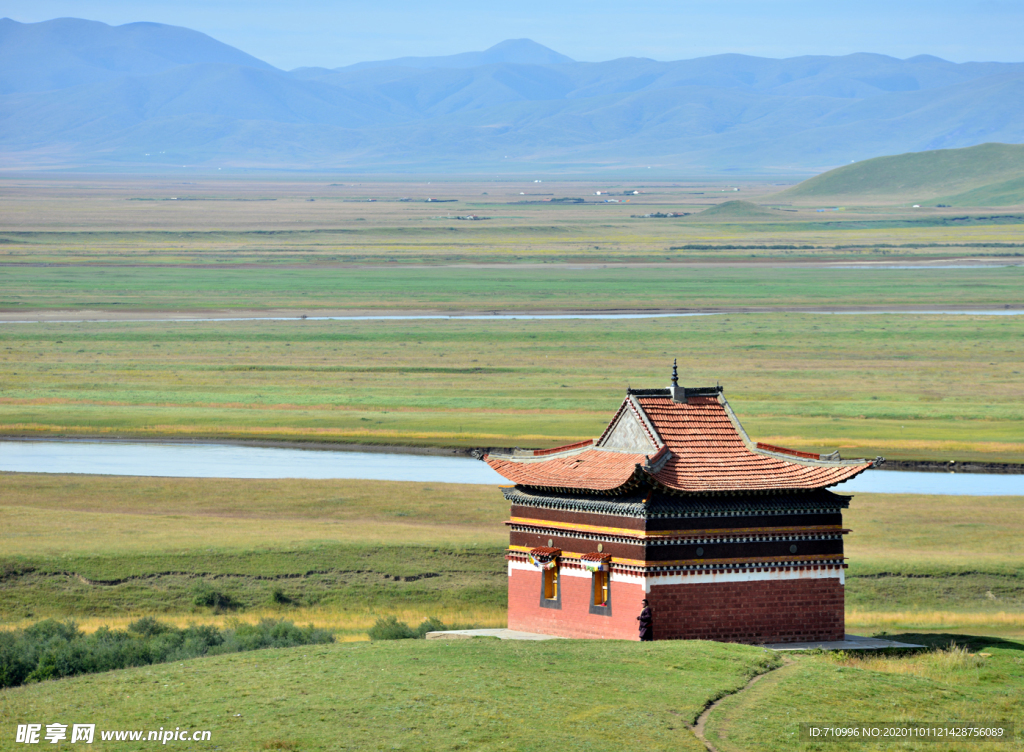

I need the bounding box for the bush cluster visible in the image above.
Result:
[367,616,448,641]
[0,617,333,688]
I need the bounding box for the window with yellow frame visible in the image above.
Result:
[543,566,559,600]
[592,569,609,606]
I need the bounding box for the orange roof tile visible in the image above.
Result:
[486,448,644,492]
[485,388,875,494]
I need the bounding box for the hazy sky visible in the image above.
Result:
[5,0,1023,70]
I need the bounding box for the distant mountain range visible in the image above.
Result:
[2,17,1023,173]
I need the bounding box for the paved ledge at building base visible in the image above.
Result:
[425,630,924,649]
[425,628,563,641]
[763,634,925,651]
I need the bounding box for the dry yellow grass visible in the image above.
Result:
[829,642,990,681]
[846,609,1024,635]
[0,605,508,636]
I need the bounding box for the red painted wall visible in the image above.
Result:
[647,577,845,643]
[507,568,646,640]
[508,568,844,643]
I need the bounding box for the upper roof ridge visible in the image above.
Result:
[626,385,723,399]
[485,379,880,493]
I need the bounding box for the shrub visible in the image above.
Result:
[368,616,448,641]
[128,617,171,637]
[368,616,416,641]
[269,586,292,605]
[191,581,234,610]
[415,617,448,638]
[0,618,333,689]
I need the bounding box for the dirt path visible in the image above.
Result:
[689,656,793,752]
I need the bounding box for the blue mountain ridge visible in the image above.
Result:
[2,17,1023,172]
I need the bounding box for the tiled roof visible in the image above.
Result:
[486,449,644,492]
[638,396,870,492]
[529,546,561,561]
[486,389,875,494]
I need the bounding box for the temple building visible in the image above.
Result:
[485,366,880,643]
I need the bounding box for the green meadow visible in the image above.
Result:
[1,264,1023,312]
[2,313,1022,461]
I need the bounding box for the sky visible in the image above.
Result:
[5,0,1023,70]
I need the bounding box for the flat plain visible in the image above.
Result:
[3,175,1022,461]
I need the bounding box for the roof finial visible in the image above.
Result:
[671,358,678,388]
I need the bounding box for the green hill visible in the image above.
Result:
[781,143,1024,205]
[695,200,782,219]
[934,174,1024,206]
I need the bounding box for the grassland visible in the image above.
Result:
[2,264,1024,313]
[2,474,1021,639]
[1,314,1021,461]
[0,475,509,638]
[3,176,1022,462]
[3,177,1022,461]
[2,473,1022,751]
[3,175,1022,751]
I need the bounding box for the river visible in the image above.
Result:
[1,440,1019,495]
[2,309,1022,324]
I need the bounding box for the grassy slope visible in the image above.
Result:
[0,639,781,752]
[1,313,1021,461]
[1,634,1020,752]
[780,142,1024,204]
[937,175,1024,207]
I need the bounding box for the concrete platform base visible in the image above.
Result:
[425,628,562,641]
[424,630,924,650]
[763,634,925,651]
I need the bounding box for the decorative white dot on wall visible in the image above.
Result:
[548,538,553,547]
[696,547,704,557]
[597,543,603,552]
[790,544,798,554]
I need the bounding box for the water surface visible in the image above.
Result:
[1,440,1019,495]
